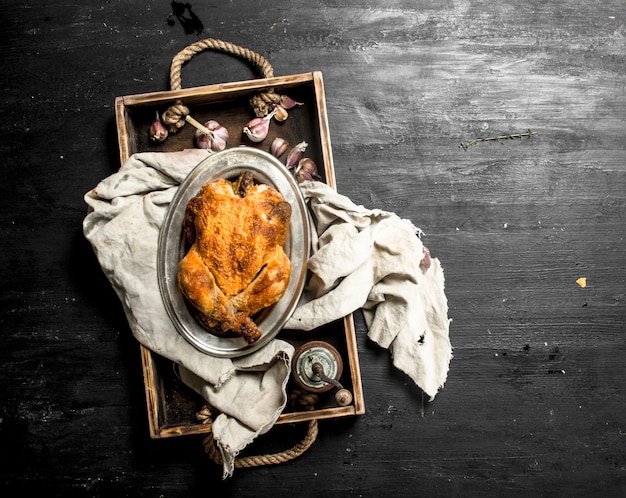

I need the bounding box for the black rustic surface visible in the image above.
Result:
[1,1,625,497]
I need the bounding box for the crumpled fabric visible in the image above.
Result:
[82,149,452,477]
[286,181,452,400]
[82,149,293,478]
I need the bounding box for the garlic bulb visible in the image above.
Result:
[285,141,308,169]
[149,112,168,142]
[270,137,289,158]
[195,120,229,152]
[294,158,320,183]
[243,109,276,142]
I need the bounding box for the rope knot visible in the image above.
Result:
[289,389,319,411]
[249,91,282,118]
[161,99,190,133]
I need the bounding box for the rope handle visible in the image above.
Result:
[162,38,281,133]
[169,38,274,90]
[196,390,319,471]
[203,420,319,470]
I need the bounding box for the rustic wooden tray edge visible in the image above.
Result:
[115,71,364,439]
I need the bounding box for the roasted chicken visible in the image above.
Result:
[177,171,292,343]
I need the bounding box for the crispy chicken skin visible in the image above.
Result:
[178,171,292,343]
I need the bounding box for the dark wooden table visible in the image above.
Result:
[2,1,625,496]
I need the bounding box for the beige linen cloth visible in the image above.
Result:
[83,149,452,478]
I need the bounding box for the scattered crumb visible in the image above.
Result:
[576,277,587,288]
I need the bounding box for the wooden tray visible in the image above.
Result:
[115,70,365,438]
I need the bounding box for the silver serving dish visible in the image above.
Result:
[157,147,311,358]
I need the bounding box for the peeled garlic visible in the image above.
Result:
[243,109,276,142]
[195,120,229,152]
[273,104,289,122]
[270,137,289,158]
[294,157,320,183]
[285,141,308,169]
[149,112,168,142]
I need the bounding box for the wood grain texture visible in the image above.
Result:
[1,0,625,496]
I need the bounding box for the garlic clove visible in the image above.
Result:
[294,157,321,183]
[149,112,168,142]
[280,95,304,110]
[243,117,269,142]
[285,141,308,169]
[270,137,289,158]
[243,110,276,143]
[273,104,289,122]
[195,132,212,150]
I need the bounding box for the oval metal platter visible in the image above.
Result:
[158,147,311,358]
